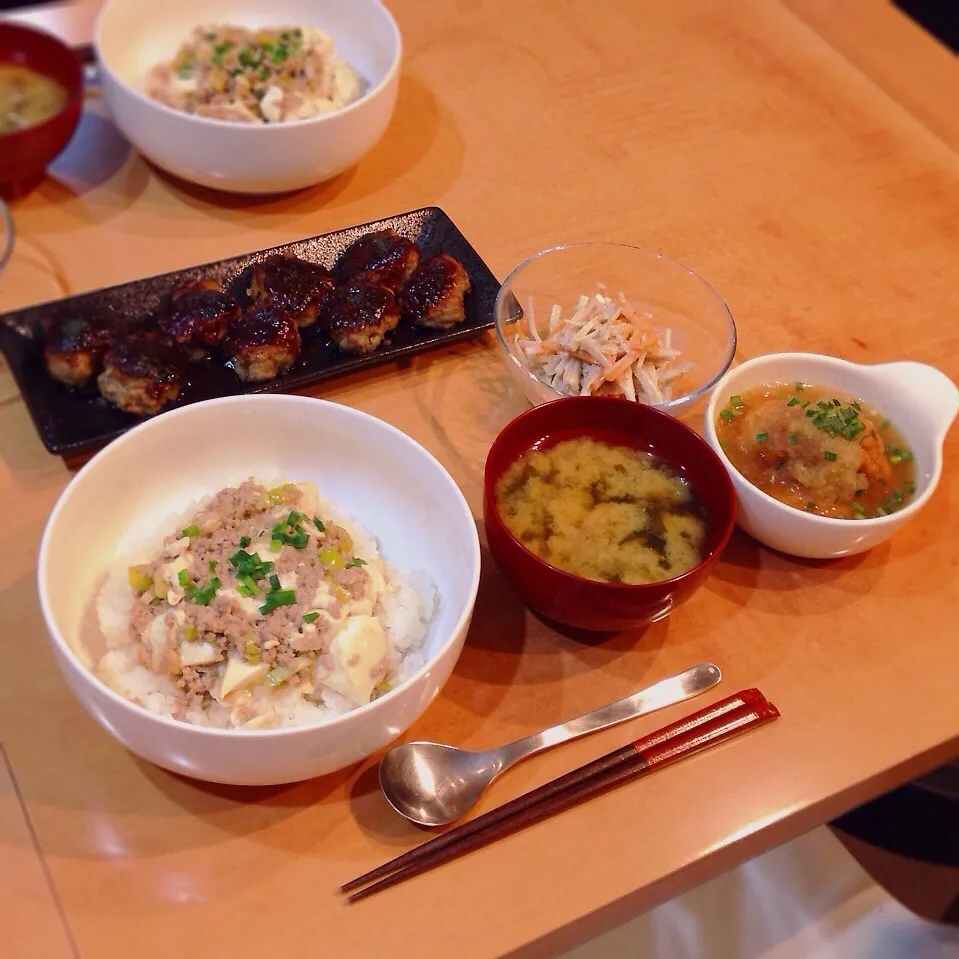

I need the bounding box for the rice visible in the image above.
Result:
[94,479,436,730]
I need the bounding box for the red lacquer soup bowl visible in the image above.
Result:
[0,23,83,186]
[483,396,736,631]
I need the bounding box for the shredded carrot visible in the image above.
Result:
[513,292,690,404]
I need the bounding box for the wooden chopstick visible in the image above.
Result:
[341,687,759,895]
[342,689,779,902]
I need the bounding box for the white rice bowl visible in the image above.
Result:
[38,395,480,785]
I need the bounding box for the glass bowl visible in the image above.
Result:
[494,242,737,416]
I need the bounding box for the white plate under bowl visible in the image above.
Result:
[38,395,480,785]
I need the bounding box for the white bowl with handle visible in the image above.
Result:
[94,0,401,193]
[37,395,480,785]
[704,352,958,559]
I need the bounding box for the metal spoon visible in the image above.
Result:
[379,662,722,826]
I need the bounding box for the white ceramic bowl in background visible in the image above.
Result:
[38,395,480,785]
[94,0,401,193]
[704,353,959,559]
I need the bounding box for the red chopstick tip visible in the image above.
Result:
[756,700,780,720]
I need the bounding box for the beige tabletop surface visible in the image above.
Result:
[1,1,958,957]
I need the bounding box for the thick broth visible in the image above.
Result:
[0,64,68,133]
[494,437,707,584]
[715,382,915,519]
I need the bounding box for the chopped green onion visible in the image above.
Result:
[239,535,251,548]
[259,589,296,615]
[719,409,735,421]
[905,483,916,494]
[823,450,838,461]
[755,432,768,443]
[208,560,217,572]
[881,418,891,429]
[182,524,200,538]
[729,395,744,409]
[177,568,192,587]
[313,517,326,532]
[832,398,842,407]
[345,557,367,569]
[786,396,801,407]
[185,577,220,606]
[236,573,259,597]
[303,612,320,624]
[270,538,284,552]
[874,507,889,517]
[228,549,273,581]
[788,434,798,444]
[851,502,866,516]
[269,574,280,591]
[889,453,902,464]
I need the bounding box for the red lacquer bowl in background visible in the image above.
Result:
[0,23,83,187]
[483,396,737,631]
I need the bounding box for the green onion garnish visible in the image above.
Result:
[270,538,284,552]
[905,483,916,494]
[851,502,866,516]
[730,395,744,409]
[755,432,768,443]
[269,574,280,591]
[177,569,192,587]
[345,557,367,569]
[313,517,326,532]
[260,589,297,615]
[228,549,273,582]
[786,397,801,407]
[788,434,798,444]
[236,573,259,597]
[823,450,838,461]
[719,409,735,421]
[182,524,200,538]
[208,560,216,572]
[239,535,251,549]
[185,577,220,606]
[303,612,320,624]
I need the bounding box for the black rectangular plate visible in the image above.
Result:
[0,207,498,457]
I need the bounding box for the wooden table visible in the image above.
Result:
[1,1,958,956]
